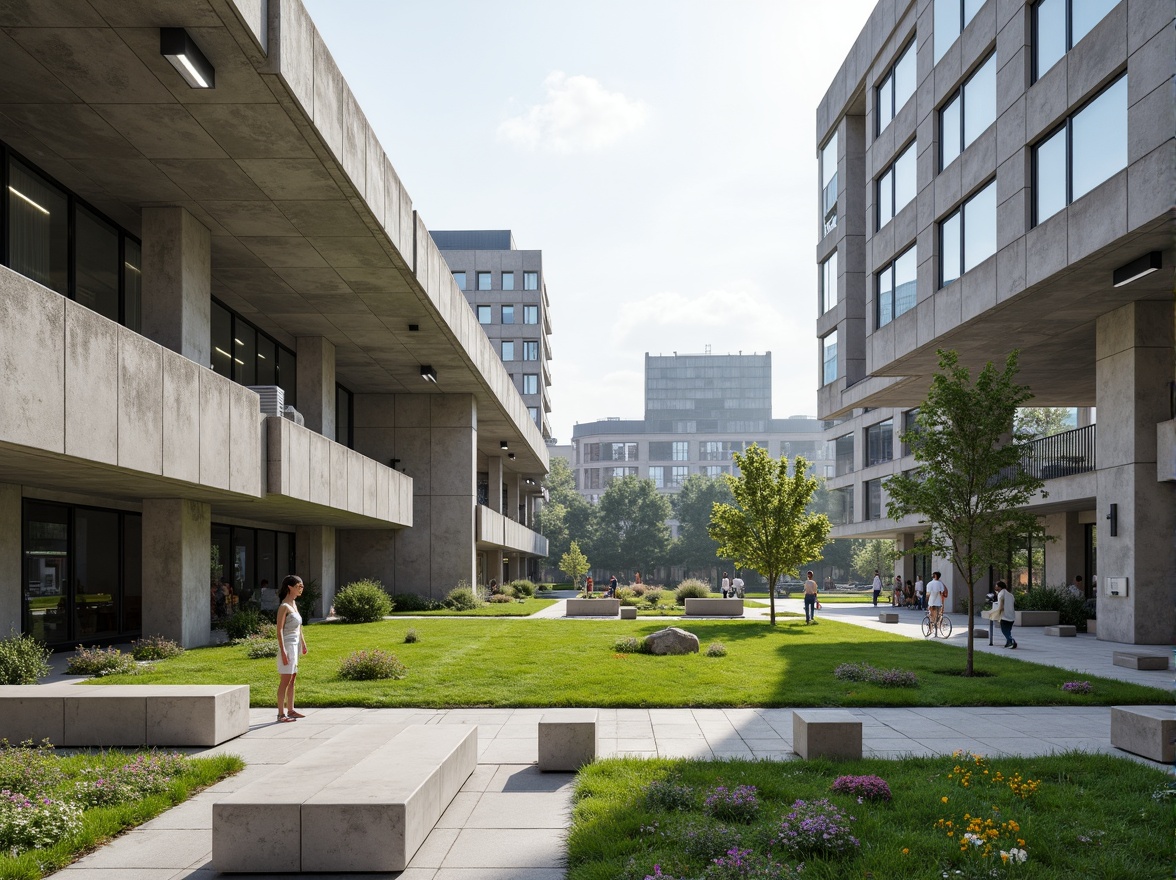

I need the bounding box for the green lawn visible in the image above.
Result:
[389,597,557,616]
[86,617,1169,709]
[567,753,1174,879]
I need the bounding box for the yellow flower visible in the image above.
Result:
[902,848,910,855]
[942,796,949,804]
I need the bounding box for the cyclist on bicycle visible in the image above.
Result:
[926,571,947,626]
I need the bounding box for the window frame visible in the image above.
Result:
[476,270,491,291]
[875,38,917,135]
[523,271,539,290]
[935,0,981,63]
[476,304,492,324]
[501,304,515,324]
[501,340,515,361]
[210,297,297,405]
[522,340,539,361]
[522,304,539,324]
[820,132,839,235]
[865,418,894,466]
[501,271,515,291]
[820,250,838,314]
[875,244,918,328]
[1032,0,1118,82]
[876,140,917,230]
[522,373,538,395]
[821,330,838,385]
[939,178,997,287]
[452,270,467,290]
[939,51,997,170]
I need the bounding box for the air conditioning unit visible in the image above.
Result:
[283,405,305,427]
[245,385,284,417]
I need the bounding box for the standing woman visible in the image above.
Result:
[276,575,308,722]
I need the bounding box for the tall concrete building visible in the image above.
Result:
[432,230,553,440]
[0,0,547,649]
[815,0,1173,643]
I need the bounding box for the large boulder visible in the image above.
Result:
[644,627,700,655]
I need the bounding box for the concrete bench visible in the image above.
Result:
[684,598,743,616]
[538,709,597,771]
[566,598,620,617]
[972,626,989,638]
[213,723,476,873]
[878,612,899,623]
[1015,610,1059,626]
[1044,625,1076,637]
[1110,706,1175,764]
[0,683,249,747]
[619,606,637,619]
[1113,651,1170,670]
[792,709,862,760]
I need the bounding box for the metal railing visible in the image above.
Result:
[1024,425,1096,480]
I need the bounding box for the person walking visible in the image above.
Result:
[871,570,883,606]
[914,575,925,611]
[275,575,308,722]
[608,575,618,597]
[894,575,904,606]
[720,571,731,599]
[585,576,594,596]
[731,573,744,598]
[803,571,819,624]
[926,571,947,627]
[995,580,1017,648]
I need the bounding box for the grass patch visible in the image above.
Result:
[86,618,1170,709]
[388,597,557,617]
[567,753,1173,879]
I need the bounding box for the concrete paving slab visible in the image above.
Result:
[407,827,459,868]
[76,830,213,869]
[441,828,565,869]
[433,870,566,880]
[465,792,571,829]
[435,791,480,828]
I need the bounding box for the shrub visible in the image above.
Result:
[613,636,643,654]
[392,592,440,612]
[0,631,51,685]
[643,588,665,607]
[509,579,537,598]
[225,608,265,641]
[702,784,759,823]
[73,753,188,807]
[631,584,647,596]
[682,824,743,862]
[0,741,64,795]
[244,638,278,659]
[404,628,419,644]
[444,583,481,611]
[333,579,393,623]
[704,847,804,879]
[1018,586,1088,629]
[337,649,407,681]
[675,579,712,604]
[774,798,859,856]
[295,577,321,623]
[615,587,636,602]
[489,593,514,603]
[66,645,137,677]
[1082,597,1096,620]
[0,790,82,853]
[834,661,918,688]
[831,774,892,802]
[705,642,728,658]
[131,635,184,662]
[643,778,695,812]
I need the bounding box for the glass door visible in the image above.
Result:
[23,502,70,645]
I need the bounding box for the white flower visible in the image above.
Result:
[1000,848,1028,863]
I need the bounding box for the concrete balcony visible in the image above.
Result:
[476,505,548,557]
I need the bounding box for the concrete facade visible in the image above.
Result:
[0,0,547,645]
[815,0,1175,642]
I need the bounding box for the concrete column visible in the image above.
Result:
[0,484,20,636]
[509,473,522,521]
[1043,511,1084,587]
[507,554,521,581]
[896,534,916,583]
[487,547,504,587]
[487,455,503,513]
[296,525,336,618]
[1095,300,1176,644]
[141,207,211,366]
[141,499,210,648]
[296,337,336,439]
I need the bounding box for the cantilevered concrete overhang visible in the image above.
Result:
[0,0,547,479]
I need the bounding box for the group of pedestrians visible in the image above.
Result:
[720,572,744,598]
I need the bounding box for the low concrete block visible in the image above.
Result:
[1113,651,1170,671]
[619,606,637,619]
[878,612,899,623]
[792,709,862,760]
[1044,625,1076,637]
[64,691,147,746]
[565,598,620,617]
[972,626,989,638]
[538,710,597,772]
[1015,610,1059,626]
[1111,705,1176,763]
[684,598,743,616]
[0,686,64,743]
[145,685,251,746]
[1086,619,1097,636]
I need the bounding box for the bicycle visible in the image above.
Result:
[921,611,953,638]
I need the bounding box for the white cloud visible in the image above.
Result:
[497,71,647,153]
[612,285,789,343]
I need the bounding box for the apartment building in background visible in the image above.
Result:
[433,230,553,441]
[0,0,548,649]
[815,0,1174,643]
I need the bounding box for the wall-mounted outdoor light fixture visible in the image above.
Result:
[1106,503,1117,537]
[508,453,517,460]
[1111,251,1161,287]
[420,365,437,383]
[160,28,215,89]
[500,440,509,450]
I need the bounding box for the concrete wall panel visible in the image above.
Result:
[362,455,378,518]
[341,88,366,197]
[227,386,262,496]
[1066,172,1127,264]
[276,0,314,116]
[0,270,65,453]
[287,415,311,500]
[0,484,19,635]
[161,350,202,484]
[329,440,348,509]
[65,302,118,465]
[117,327,164,475]
[1067,2,1126,105]
[346,447,363,514]
[364,125,384,222]
[198,368,231,490]
[311,27,342,158]
[308,430,331,506]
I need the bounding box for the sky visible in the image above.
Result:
[303,0,877,443]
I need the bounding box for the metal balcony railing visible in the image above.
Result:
[1024,425,1096,480]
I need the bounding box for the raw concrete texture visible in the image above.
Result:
[0,271,65,453]
[141,498,211,648]
[1044,625,1077,637]
[145,685,251,746]
[141,206,211,366]
[792,710,863,760]
[0,687,65,743]
[538,711,597,772]
[0,484,20,634]
[1110,705,1176,763]
[64,302,118,465]
[296,335,336,439]
[1112,651,1170,671]
[565,599,619,617]
[64,692,147,746]
[684,598,744,616]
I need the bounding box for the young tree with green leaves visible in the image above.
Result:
[709,445,831,626]
[536,458,594,569]
[590,475,672,576]
[1014,406,1074,440]
[558,541,590,587]
[851,539,898,583]
[672,473,735,580]
[885,349,1047,675]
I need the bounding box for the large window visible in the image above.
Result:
[522,374,538,395]
[210,299,296,406]
[501,304,515,324]
[452,271,467,290]
[477,304,492,324]
[501,341,515,360]
[649,466,666,489]
[834,433,854,477]
[876,245,917,328]
[822,330,838,384]
[476,271,491,291]
[670,466,689,487]
[1034,76,1127,225]
[335,384,352,448]
[877,40,917,134]
[820,251,838,313]
[866,419,894,465]
[528,406,540,426]
[523,271,539,290]
[603,466,637,485]
[523,341,539,361]
[700,440,741,461]
[1034,0,1118,81]
[940,52,996,168]
[865,478,884,520]
[831,486,854,524]
[649,441,674,461]
[501,271,515,290]
[935,0,983,62]
[902,408,920,456]
[941,180,996,286]
[877,142,917,228]
[4,148,141,330]
[523,304,539,324]
[820,132,838,235]
[672,441,689,461]
[605,442,638,462]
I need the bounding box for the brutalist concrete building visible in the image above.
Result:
[0,0,547,648]
[815,0,1173,642]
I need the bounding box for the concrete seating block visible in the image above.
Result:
[1044,625,1076,637]
[972,627,989,638]
[684,598,743,616]
[145,685,251,746]
[1111,706,1176,763]
[565,598,620,617]
[619,606,637,619]
[878,612,899,623]
[1015,610,1059,626]
[538,710,598,772]
[792,709,862,760]
[0,686,65,744]
[64,691,147,746]
[1113,651,1170,671]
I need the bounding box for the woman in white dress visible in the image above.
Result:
[275,575,308,722]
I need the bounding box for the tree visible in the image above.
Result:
[590,476,672,576]
[537,458,594,568]
[851,540,898,582]
[1014,406,1073,440]
[672,474,735,580]
[558,540,590,586]
[709,446,831,626]
[885,349,1046,675]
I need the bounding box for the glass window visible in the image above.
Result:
[523,304,539,324]
[74,205,119,322]
[820,132,838,233]
[528,406,540,425]
[522,373,538,394]
[585,442,601,462]
[522,341,538,361]
[649,441,673,461]
[672,441,689,461]
[822,330,838,384]
[523,271,538,290]
[835,433,854,476]
[865,478,883,520]
[940,53,995,170]
[121,514,142,633]
[335,384,352,448]
[877,169,893,229]
[477,304,492,324]
[502,305,515,324]
[234,319,257,386]
[256,334,276,385]
[941,209,963,287]
[877,261,894,327]
[452,271,467,290]
[877,40,916,133]
[941,180,996,285]
[502,271,514,290]
[476,271,491,291]
[276,346,296,407]
[8,158,68,294]
[877,142,916,228]
[123,239,141,333]
[670,466,689,487]
[820,250,838,313]
[935,0,980,62]
[1034,126,1068,223]
[1071,0,1117,46]
[877,245,917,327]
[650,466,666,489]
[501,341,515,360]
[867,419,894,465]
[211,301,233,378]
[941,93,962,167]
[902,408,920,456]
[1035,0,1118,81]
